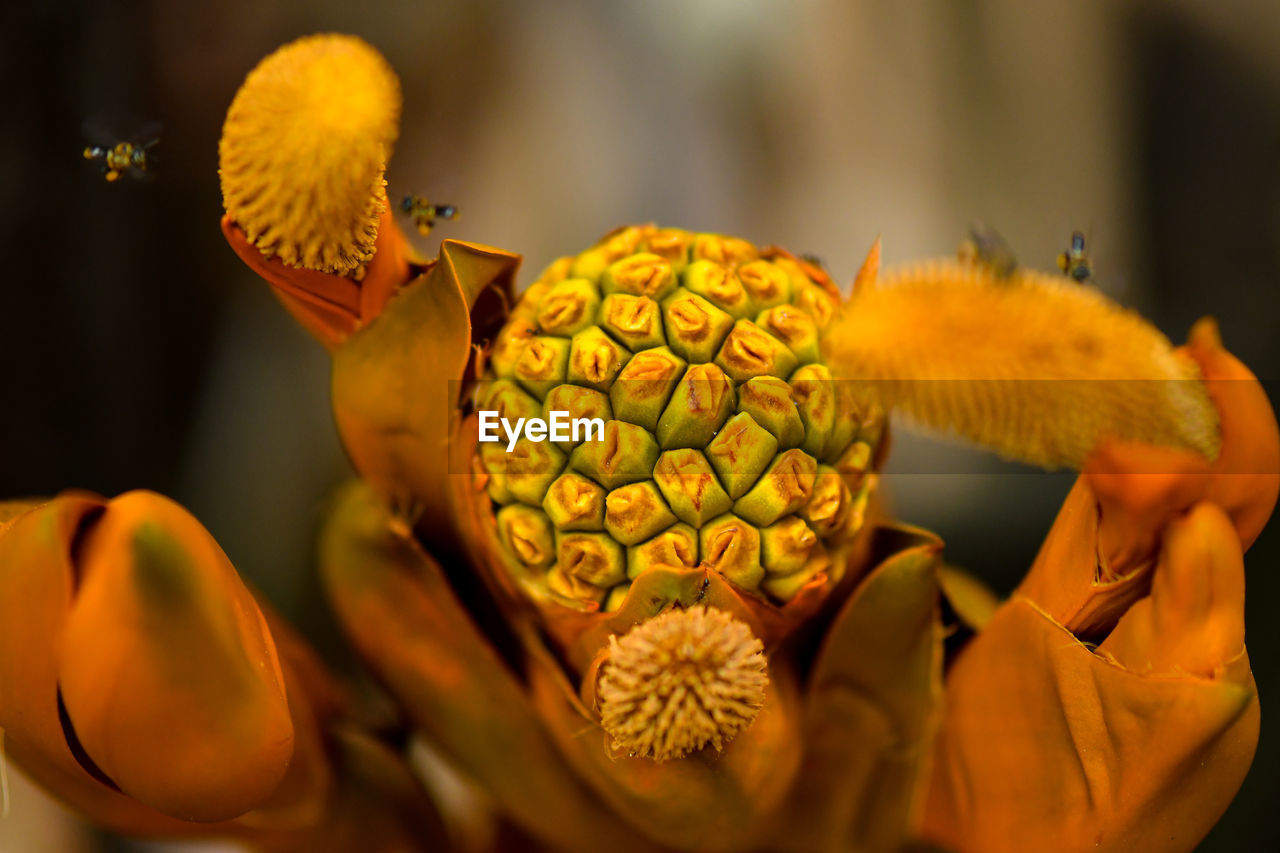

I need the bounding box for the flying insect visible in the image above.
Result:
[401,195,459,236]
[82,119,161,182]
[957,222,1018,278]
[1056,231,1092,282]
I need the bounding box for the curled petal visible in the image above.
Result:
[0,493,304,835]
[1098,502,1245,679]
[318,480,650,852]
[56,491,294,821]
[1181,317,1279,548]
[331,241,519,528]
[786,524,945,852]
[923,599,1256,853]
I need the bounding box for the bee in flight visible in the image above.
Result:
[82,119,160,182]
[83,139,159,182]
[401,195,459,236]
[1056,231,1092,282]
[957,222,1018,278]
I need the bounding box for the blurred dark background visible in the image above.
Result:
[1,1,1276,850]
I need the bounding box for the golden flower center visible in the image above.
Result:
[597,606,767,762]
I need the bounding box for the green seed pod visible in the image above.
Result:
[759,515,819,576]
[691,233,758,267]
[732,448,818,526]
[543,471,607,531]
[569,420,660,489]
[600,294,665,351]
[798,465,852,537]
[642,228,693,275]
[699,513,764,591]
[530,257,575,291]
[542,384,612,451]
[737,260,792,311]
[856,396,887,448]
[655,363,735,449]
[834,474,876,545]
[705,412,779,500]
[715,320,799,382]
[514,335,571,399]
[737,376,805,449]
[570,227,651,282]
[791,364,836,458]
[761,550,832,601]
[823,381,862,463]
[793,281,837,329]
[496,504,555,570]
[652,448,733,527]
[609,347,686,433]
[661,289,735,364]
[567,326,630,391]
[476,443,514,504]
[476,379,541,425]
[536,279,601,337]
[833,440,874,483]
[556,531,627,589]
[505,438,568,506]
[626,523,699,578]
[604,481,678,545]
[683,260,751,319]
[472,226,887,620]
[602,253,677,300]
[757,305,819,365]
[546,566,607,608]
[487,317,537,379]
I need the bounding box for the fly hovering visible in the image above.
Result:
[1056,231,1092,282]
[401,195,459,236]
[957,222,1018,278]
[82,119,161,182]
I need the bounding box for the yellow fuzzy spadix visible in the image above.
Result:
[823,259,1221,470]
[219,34,401,276]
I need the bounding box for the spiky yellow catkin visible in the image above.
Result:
[596,606,767,762]
[823,259,1220,469]
[219,34,401,276]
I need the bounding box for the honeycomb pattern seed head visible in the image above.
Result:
[472,226,884,612]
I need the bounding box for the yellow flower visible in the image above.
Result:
[220,33,400,276]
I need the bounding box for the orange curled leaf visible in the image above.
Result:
[331,240,519,530]
[923,597,1257,853]
[57,491,294,822]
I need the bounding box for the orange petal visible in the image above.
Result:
[851,235,881,295]
[1098,502,1245,678]
[57,491,294,822]
[330,240,519,529]
[1182,317,1280,549]
[1,496,276,836]
[786,524,944,851]
[923,597,1257,853]
[222,204,416,351]
[318,480,644,851]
